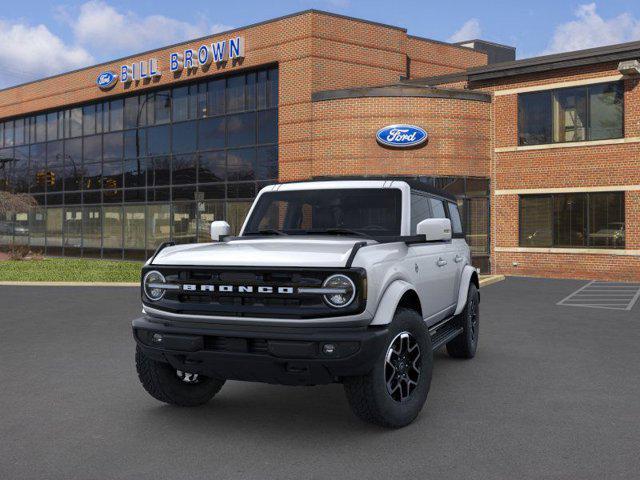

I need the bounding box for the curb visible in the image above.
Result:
[0,281,139,287]
[479,275,505,287]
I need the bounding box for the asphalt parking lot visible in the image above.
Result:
[1,276,639,480]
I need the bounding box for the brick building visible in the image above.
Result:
[0,10,638,280]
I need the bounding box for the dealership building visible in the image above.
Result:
[0,10,639,280]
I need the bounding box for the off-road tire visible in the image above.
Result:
[343,308,433,428]
[446,283,479,359]
[135,345,225,406]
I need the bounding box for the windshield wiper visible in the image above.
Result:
[245,229,288,236]
[307,228,372,239]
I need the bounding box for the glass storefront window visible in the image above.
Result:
[64,207,83,254]
[29,207,46,248]
[3,66,278,259]
[124,205,145,251]
[173,202,197,244]
[519,82,623,145]
[103,206,123,254]
[83,206,102,252]
[146,203,170,250]
[519,192,624,248]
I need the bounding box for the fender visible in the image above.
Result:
[370,279,415,326]
[453,265,480,316]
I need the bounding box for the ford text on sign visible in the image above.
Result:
[376,125,428,148]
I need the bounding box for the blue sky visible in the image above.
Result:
[1,0,640,88]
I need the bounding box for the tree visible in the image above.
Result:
[0,191,37,216]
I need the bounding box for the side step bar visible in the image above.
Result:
[429,316,463,350]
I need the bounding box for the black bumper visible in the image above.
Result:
[132,316,389,386]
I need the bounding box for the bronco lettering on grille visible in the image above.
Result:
[181,284,295,294]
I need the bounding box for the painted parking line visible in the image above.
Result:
[557,280,640,311]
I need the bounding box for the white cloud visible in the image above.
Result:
[448,19,481,43]
[68,1,233,57]
[0,20,93,88]
[0,1,235,88]
[543,3,640,54]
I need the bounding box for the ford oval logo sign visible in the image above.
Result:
[96,71,118,90]
[376,124,428,148]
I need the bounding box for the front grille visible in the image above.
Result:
[142,266,366,319]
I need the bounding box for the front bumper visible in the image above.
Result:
[132,316,389,386]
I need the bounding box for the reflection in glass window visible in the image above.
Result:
[36,115,47,143]
[589,83,623,141]
[154,91,171,124]
[83,105,96,136]
[29,207,46,248]
[70,108,83,138]
[146,204,171,250]
[83,206,102,250]
[172,121,197,154]
[124,96,139,129]
[227,112,256,147]
[46,207,63,251]
[173,202,197,244]
[103,206,123,249]
[198,117,225,150]
[147,125,170,155]
[257,109,277,144]
[518,82,623,145]
[410,194,431,234]
[83,134,102,163]
[123,158,145,188]
[172,154,197,185]
[4,66,277,259]
[109,99,124,131]
[207,79,225,116]
[64,207,83,253]
[172,86,189,122]
[103,132,123,160]
[226,75,245,113]
[124,205,145,250]
[227,148,255,181]
[429,198,446,218]
[519,193,624,248]
[256,146,277,180]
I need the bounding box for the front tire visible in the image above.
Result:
[135,345,225,406]
[446,283,479,359]
[343,308,433,428]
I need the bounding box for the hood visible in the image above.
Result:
[152,236,371,268]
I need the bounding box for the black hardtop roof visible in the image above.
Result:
[277,176,457,202]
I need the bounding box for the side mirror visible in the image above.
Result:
[416,218,452,242]
[210,221,231,241]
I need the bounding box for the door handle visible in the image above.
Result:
[436,258,447,267]
[454,254,464,263]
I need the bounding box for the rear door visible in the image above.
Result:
[427,197,458,316]
[446,200,468,303]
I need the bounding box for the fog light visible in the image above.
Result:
[323,343,336,355]
[152,333,163,343]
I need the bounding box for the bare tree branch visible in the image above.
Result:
[0,191,37,216]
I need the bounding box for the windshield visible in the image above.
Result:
[243,188,402,236]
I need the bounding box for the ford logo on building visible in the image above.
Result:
[376,124,428,148]
[96,71,118,90]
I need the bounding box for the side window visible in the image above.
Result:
[410,193,431,234]
[429,198,446,218]
[448,202,464,235]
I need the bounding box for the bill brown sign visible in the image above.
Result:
[97,36,245,89]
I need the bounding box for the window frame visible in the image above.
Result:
[518,192,625,249]
[517,81,624,146]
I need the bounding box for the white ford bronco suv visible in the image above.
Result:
[133,178,480,427]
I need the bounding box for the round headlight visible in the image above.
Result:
[143,270,166,301]
[322,274,356,308]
